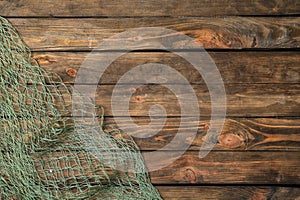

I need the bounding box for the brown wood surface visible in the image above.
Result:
[53,84,300,117]
[11,83,297,117]
[1,0,299,17]
[26,151,300,184]
[156,186,300,200]
[32,51,300,84]
[2,117,299,151]
[148,151,299,184]
[103,117,300,151]
[2,0,300,198]
[8,17,300,51]
[1,186,299,200]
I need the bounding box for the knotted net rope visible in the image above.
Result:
[0,16,162,199]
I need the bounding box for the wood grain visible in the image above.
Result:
[1,0,299,196]
[9,84,296,117]
[2,117,299,151]
[156,186,300,200]
[32,51,300,84]
[23,151,300,184]
[102,117,300,151]
[2,186,299,199]
[56,84,299,117]
[148,151,299,184]
[8,17,300,51]
[1,0,299,17]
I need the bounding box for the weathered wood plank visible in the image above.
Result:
[32,51,300,84]
[1,0,299,17]
[4,84,300,117]
[156,186,300,200]
[9,18,300,50]
[147,151,299,184]
[2,117,299,151]
[55,186,300,199]
[81,84,299,117]
[18,151,300,184]
[102,117,300,151]
[1,186,299,199]
[1,84,288,117]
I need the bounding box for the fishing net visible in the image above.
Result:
[0,16,162,199]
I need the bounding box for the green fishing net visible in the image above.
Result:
[0,16,162,199]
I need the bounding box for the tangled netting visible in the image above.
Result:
[0,17,162,199]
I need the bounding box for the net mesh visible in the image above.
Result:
[0,16,162,199]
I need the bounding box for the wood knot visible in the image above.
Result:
[65,67,77,77]
[218,132,244,149]
[217,119,251,149]
[183,168,197,183]
[134,95,144,102]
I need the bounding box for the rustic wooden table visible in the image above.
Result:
[1,0,299,199]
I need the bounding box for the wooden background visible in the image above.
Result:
[1,0,300,199]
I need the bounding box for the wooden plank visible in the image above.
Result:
[147,151,300,184]
[8,17,300,51]
[3,84,300,117]
[3,151,299,195]
[1,0,299,17]
[103,117,300,151]
[82,84,299,117]
[6,84,296,117]
[1,186,299,200]
[156,186,300,200]
[16,151,300,184]
[2,117,299,151]
[5,150,299,184]
[32,51,300,84]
